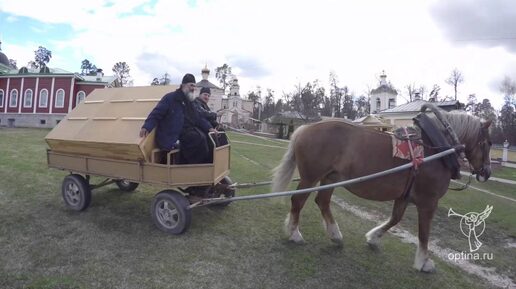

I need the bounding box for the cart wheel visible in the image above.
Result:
[115,179,139,192]
[62,174,92,211]
[210,176,236,208]
[151,190,191,235]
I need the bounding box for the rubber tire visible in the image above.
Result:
[151,190,191,235]
[61,174,92,211]
[115,179,139,192]
[210,176,235,208]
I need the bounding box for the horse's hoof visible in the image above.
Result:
[289,231,305,244]
[331,237,343,246]
[421,259,436,273]
[415,259,436,273]
[365,232,380,247]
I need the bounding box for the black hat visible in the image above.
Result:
[200,87,211,95]
[181,73,196,84]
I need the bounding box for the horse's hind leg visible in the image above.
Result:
[285,179,314,243]
[413,202,437,273]
[365,197,409,247]
[315,179,342,244]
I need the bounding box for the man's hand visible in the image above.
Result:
[209,128,218,135]
[139,128,149,138]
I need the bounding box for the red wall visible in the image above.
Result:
[20,78,37,113]
[36,78,52,113]
[6,78,21,113]
[52,77,72,113]
[72,84,104,109]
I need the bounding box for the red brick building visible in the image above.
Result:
[0,45,116,128]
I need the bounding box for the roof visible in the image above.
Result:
[379,99,460,114]
[371,84,398,95]
[80,75,117,84]
[353,115,392,128]
[45,85,178,162]
[196,79,221,90]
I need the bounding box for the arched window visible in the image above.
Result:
[0,89,4,107]
[9,89,18,107]
[76,91,86,105]
[39,89,48,107]
[376,98,381,110]
[55,89,65,108]
[23,89,33,108]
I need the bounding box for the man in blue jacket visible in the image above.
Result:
[139,73,216,164]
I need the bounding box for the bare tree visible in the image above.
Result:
[500,76,516,104]
[112,62,131,87]
[445,68,464,100]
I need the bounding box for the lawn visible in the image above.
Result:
[491,166,516,181]
[0,128,513,289]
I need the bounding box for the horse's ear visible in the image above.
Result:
[481,119,492,129]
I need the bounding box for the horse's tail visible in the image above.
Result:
[271,125,306,193]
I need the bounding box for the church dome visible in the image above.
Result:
[0,51,9,67]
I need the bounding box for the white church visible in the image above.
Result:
[195,66,254,128]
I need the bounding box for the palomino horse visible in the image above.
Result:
[271,109,491,272]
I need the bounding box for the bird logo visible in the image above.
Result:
[448,205,493,252]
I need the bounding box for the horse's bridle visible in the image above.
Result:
[469,127,491,177]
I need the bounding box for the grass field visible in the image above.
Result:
[0,128,514,289]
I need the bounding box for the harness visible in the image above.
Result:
[394,104,466,199]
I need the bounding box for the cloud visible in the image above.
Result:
[228,55,269,79]
[430,0,516,52]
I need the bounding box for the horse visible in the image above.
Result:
[271,108,492,272]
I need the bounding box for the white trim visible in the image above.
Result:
[76,90,86,106]
[55,89,65,108]
[49,78,55,113]
[33,78,39,113]
[39,89,49,108]
[4,78,9,113]
[23,89,33,108]
[0,89,4,108]
[68,77,75,112]
[18,78,24,113]
[0,112,67,115]
[9,89,18,108]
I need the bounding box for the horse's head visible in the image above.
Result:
[464,119,492,182]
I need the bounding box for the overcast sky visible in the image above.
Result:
[1,0,515,109]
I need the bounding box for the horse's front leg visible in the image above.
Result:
[414,203,438,273]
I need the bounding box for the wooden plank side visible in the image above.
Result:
[47,152,87,172]
[46,139,144,161]
[213,145,230,181]
[87,159,141,181]
[169,165,214,186]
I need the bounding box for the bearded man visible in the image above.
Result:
[140,73,216,164]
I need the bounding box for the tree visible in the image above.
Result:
[8,59,17,69]
[355,95,370,118]
[405,83,418,101]
[80,59,99,75]
[34,46,52,69]
[473,99,496,122]
[112,62,131,87]
[329,71,343,117]
[150,78,160,86]
[215,64,232,93]
[465,94,478,113]
[27,61,38,69]
[428,84,441,101]
[445,68,464,100]
[500,76,516,105]
[263,89,276,119]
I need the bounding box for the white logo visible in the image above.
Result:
[448,205,493,252]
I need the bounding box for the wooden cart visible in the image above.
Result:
[46,86,234,234]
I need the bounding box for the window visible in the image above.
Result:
[0,89,4,107]
[76,91,86,105]
[39,89,48,107]
[388,98,395,109]
[55,89,65,108]
[40,119,46,125]
[23,89,33,108]
[376,98,381,110]
[9,89,18,107]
